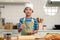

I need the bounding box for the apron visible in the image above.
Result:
[21,18,34,35]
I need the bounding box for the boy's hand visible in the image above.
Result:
[20,24,25,29]
[26,30,38,35]
[26,31,34,35]
[34,30,38,33]
[18,24,25,32]
[18,28,22,33]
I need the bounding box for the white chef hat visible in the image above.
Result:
[24,3,33,10]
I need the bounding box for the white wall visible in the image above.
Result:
[1,0,60,29]
[1,5,25,24]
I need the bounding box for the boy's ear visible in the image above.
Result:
[32,10,34,13]
[23,10,25,13]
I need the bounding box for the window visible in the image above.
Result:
[44,6,58,16]
[51,0,60,1]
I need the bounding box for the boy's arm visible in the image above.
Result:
[33,18,38,33]
[18,18,24,32]
[18,28,22,32]
[18,24,25,32]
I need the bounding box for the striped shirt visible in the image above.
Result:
[18,17,38,30]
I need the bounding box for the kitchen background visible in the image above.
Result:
[0,0,60,30]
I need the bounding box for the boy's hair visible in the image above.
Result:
[23,7,34,13]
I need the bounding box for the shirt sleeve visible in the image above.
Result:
[17,18,24,29]
[33,18,38,30]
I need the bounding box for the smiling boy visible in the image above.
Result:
[18,3,38,35]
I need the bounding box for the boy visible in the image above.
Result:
[18,3,38,35]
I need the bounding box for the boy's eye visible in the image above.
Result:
[29,9,32,10]
[25,9,28,10]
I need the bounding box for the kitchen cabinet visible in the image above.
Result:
[0,0,30,5]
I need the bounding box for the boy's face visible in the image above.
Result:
[24,7,33,16]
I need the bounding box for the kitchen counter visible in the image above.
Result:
[0,29,60,40]
[0,29,60,37]
[34,30,60,38]
[0,29,18,37]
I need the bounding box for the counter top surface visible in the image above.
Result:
[0,29,60,33]
[0,29,60,37]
